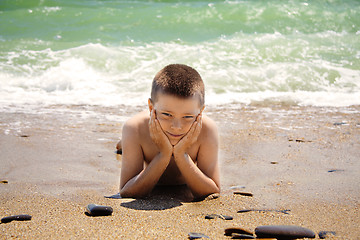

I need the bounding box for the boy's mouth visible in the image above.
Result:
[166,132,184,138]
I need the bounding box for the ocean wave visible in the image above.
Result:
[0,37,359,109]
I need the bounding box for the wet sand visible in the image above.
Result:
[0,104,359,239]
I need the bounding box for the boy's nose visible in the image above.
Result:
[171,119,182,130]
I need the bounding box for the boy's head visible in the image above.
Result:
[150,64,205,107]
[149,64,205,145]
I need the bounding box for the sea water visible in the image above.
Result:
[1,0,359,111]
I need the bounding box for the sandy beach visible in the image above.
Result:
[1,104,359,239]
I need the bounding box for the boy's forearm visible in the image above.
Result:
[120,152,172,198]
[173,152,219,198]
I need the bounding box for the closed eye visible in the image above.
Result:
[161,112,172,117]
[184,115,195,119]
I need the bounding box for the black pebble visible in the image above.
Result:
[255,225,315,239]
[1,214,32,223]
[205,214,233,220]
[231,233,255,239]
[85,204,113,216]
[328,169,344,173]
[233,191,253,197]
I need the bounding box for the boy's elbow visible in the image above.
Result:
[194,186,220,200]
[120,187,148,199]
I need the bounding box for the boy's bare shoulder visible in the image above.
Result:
[200,114,218,141]
[122,110,149,136]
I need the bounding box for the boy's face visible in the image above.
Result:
[149,92,203,146]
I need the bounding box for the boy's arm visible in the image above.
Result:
[173,116,220,198]
[120,112,173,198]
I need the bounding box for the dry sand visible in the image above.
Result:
[0,104,359,239]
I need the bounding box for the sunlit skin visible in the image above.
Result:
[120,92,220,199]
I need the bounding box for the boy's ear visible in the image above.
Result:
[148,98,154,113]
[200,105,205,115]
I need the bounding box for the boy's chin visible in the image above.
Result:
[170,139,180,146]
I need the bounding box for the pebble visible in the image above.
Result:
[233,191,253,197]
[1,214,32,223]
[318,231,336,239]
[0,180,8,184]
[333,122,347,126]
[231,233,255,239]
[188,232,209,239]
[255,225,315,239]
[104,193,122,199]
[328,169,344,173]
[205,214,233,220]
[85,204,113,216]
[224,228,253,236]
[238,209,291,215]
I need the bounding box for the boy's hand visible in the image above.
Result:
[173,114,202,156]
[149,109,173,156]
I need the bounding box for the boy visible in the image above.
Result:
[119,64,220,199]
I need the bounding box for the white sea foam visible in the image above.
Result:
[1,38,359,113]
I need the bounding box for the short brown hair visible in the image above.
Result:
[151,64,205,106]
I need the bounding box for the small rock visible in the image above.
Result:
[0,180,8,184]
[85,204,113,216]
[255,225,315,239]
[238,209,290,214]
[205,214,233,220]
[231,233,255,239]
[328,169,344,173]
[1,214,32,223]
[333,122,347,126]
[225,228,253,236]
[270,161,278,164]
[233,191,253,197]
[318,231,336,239]
[104,193,122,199]
[188,232,209,239]
[20,135,29,138]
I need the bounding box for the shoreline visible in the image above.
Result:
[1,104,359,238]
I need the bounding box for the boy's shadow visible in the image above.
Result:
[118,185,194,211]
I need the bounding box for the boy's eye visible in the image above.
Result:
[184,115,195,119]
[161,112,172,117]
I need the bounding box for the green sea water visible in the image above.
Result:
[0,0,359,107]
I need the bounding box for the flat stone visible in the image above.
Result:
[104,193,122,199]
[255,225,315,239]
[224,227,253,236]
[318,231,336,239]
[85,204,113,216]
[1,214,32,223]
[233,191,253,197]
[238,209,291,215]
[328,169,344,173]
[231,233,255,239]
[188,232,209,239]
[205,214,233,220]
